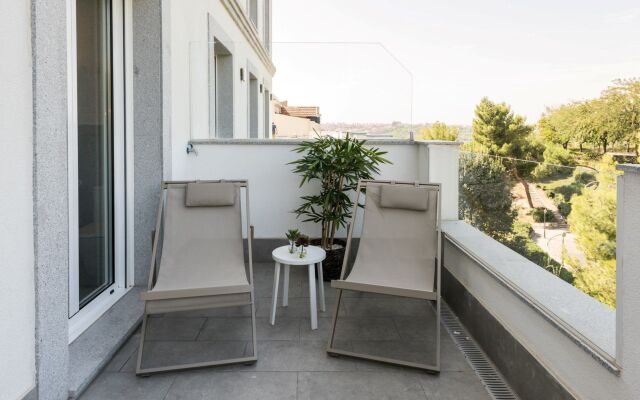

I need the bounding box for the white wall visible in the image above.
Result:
[273,113,320,138]
[417,142,460,220]
[166,0,275,180]
[0,1,36,398]
[176,143,420,238]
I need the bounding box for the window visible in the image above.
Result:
[248,0,258,28]
[248,72,259,138]
[209,39,234,138]
[264,0,271,52]
[263,88,271,138]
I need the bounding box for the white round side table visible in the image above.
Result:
[270,245,327,330]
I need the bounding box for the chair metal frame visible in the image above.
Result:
[326,179,442,373]
[136,180,258,376]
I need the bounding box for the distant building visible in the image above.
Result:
[272,98,321,138]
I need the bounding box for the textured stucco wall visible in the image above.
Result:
[133,0,164,286]
[31,0,70,398]
[0,1,36,398]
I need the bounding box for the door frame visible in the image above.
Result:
[67,0,135,343]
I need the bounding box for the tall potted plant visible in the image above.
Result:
[289,134,391,280]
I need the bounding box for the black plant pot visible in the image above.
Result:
[311,238,347,281]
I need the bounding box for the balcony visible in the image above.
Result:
[81,266,490,400]
[70,140,640,400]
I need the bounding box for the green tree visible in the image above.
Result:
[472,97,540,207]
[472,97,533,156]
[567,163,617,262]
[567,157,618,307]
[538,104,579,149]
[459,153,516,238]
[538,79,640,156]
[419,121,459,141]
[573,101,600,151]
[532,144,574,179]
[572,259,616,308]
[601,79,640,154]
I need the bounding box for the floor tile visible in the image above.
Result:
[298,371,427,400]
[300,317,333,341]
[197,317,253,341]
[393,315,438,341]
[350,340,436,366]
[170,305,252,318]
[420,371,492,400]
[256,317,300,340]
[252,340,358,372]
[334,317,401,341]
[256,297,339,319]
[105,333,140,372]
[343,297,432,317]
[139,340,248,370]
[165,371,297,400]
[145,317,206,341]
[254,265,311,298]
[81,372,174,400]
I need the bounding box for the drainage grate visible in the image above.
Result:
[441,302,520,400]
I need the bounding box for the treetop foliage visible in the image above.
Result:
[539,78,640,154]
[419,121,459,141]
[472,97,534,159]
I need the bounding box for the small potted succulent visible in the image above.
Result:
[285,228,301,253]
[296,234,310,258]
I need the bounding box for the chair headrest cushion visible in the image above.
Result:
[185,182,236,207]
[379,184,429,211]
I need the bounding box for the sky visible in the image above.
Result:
[272,0,640,125]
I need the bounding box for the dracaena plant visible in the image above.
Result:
[289,134,391,250]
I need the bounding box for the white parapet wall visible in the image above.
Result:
[176,140,460,238]
[416,141,460,220]
[0,0,36,398]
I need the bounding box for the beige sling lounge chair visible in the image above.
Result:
[136,180,257,375]
[327,180,441,373]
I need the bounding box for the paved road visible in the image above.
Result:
[527,183,587,269]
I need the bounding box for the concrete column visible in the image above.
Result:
[616,164,640,395]
[133,0,164,286]
[31,0,70,398]
[417,141,460,220]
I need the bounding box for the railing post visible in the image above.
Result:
[616,164,640,392]
[418,141,460,220]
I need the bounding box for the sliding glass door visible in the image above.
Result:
[68,0,127,334]
[76,0,114,308]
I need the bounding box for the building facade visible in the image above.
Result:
[272,98,321,139]
[0,1,273,398]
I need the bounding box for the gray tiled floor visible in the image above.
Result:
[80,263,492,400]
